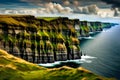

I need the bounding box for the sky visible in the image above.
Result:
[0,0,120,23]
[0,0,114,9]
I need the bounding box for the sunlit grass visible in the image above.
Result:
[0,49,116,80]
[37,17,59,21]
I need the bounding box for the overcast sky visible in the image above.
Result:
[0,0,120,23]
[0,0,113,8]
[0,0,120,8]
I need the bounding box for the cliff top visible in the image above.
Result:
[0,15,34,18]
[37,17,59,21]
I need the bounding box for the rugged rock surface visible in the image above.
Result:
[0,15,113,63]
[0,15,80,63]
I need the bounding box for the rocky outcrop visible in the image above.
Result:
[0,15,114,63]
[78,21,103,37]
[0,15,80,63]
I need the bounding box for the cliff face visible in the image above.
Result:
[0,15,80,63]
[78,21,103,37]
[0,15,111,63]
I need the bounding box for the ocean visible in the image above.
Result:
[39,25,120,80]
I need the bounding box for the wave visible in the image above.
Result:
[78,36,94,40]
[81,55,97,59]
[102,29,112,32]
[80,55,97,63]
[39,55,97,67]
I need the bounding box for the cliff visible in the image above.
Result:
[0,15,80,63]
[0,49,116,80]
[0,15,112,63]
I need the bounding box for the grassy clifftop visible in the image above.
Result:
[0,49,116,80]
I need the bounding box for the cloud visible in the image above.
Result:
[63,0,79,6]
[73,0,79,6]
[97,9,115,17]
[63,0,70,6]
[87,5,99,14]
[82,7,89,14]
[1,3,117,18]
[45,2,73,14]
[1,0,120,17]
[76,5,99,14]
[74,4,119,17]
[0,2,73,15]
[19,0,120,12]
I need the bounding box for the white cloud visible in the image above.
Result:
[0,3,73,15]
[45,2,55,13]
[82,7,89,14]
[73,0,79,6]
[75,4,119,17]
[0,2,120,18]
[45,2,73,14]
[63,0,70,6]
[97,9,115,17]
[76,5,99,14]
[87,5,99,14]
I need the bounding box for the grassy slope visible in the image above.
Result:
[0,15,28,27]
[37,17,59,21]
[0,49,116,80]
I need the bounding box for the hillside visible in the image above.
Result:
[0,49,116,80]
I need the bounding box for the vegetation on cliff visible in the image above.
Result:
[0,15,81,63]
[0,49,116,80]
[0,15,115,63]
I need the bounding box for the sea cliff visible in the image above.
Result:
[0,15,113,63]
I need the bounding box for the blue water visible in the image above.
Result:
[39,25,120,80]
[80,25,120,79]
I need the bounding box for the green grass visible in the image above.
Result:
[0,17,28,27]
[22,67,116,80]
[0,49,116,80]
[37,17,59,21]
[0,15,116,80]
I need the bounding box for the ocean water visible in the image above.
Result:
[39,25,120,80]
[80,25,120,79]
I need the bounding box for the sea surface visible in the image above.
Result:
[79,25,120,80]
[39,25,120,80]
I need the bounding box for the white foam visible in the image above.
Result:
[81,55,97,59]
[80,55,97,63]
[39,61,62,67]
[84,36,94,39]
[78,36,94,40]
[39,63,54,67]
[102,29,112,32]
[66,59,84,64]
[39,55,97,67]
[80,59,92,63]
